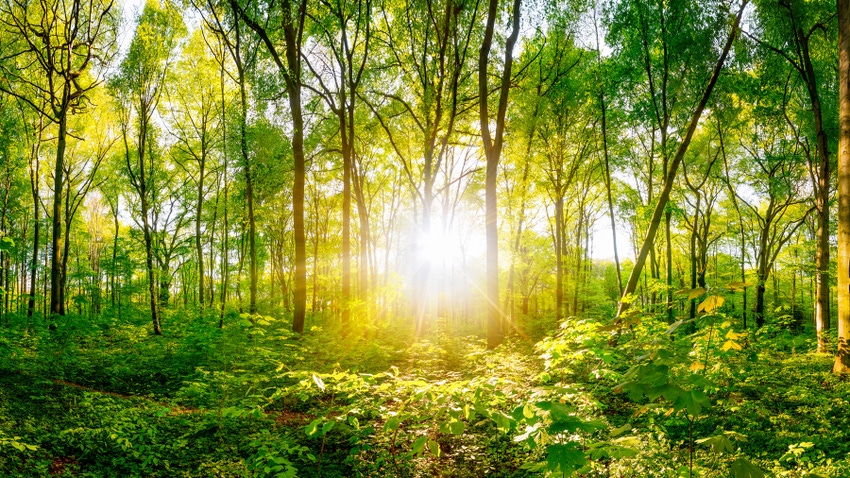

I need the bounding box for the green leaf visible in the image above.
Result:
[305,418,322,437]
[449,420,464,435]
[411,436,428,455]
[427,439,440,457]
[673,389,709,416]
[491,411,513,432]
[384,416,400,432]
[730,457,765,478]
[546,443,586,476]
[696,434,734,454]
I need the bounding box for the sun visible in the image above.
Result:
[420,227,461,266]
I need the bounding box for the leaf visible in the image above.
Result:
[730,457,765,478]
[697,295,725,314]
[687,287,706,300]
[722,340,743,352]
[690,361,705,371]
[411,436,428,455]
[546,443,586,475]
[384,416,400,432]
[449,420,464,435]
[305,418,323,437]
[427,439,440,457]
[312,374,325,392]
[726,281,753,291]
[673,389,709,416]
[666,320,685,335]
[696,434,734,454]
[726,329,747,340]
[491,411,513,432]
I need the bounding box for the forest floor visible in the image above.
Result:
[0,311,848,477]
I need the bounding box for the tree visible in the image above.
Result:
[234,0,308,332]
[167,27,223,312]
[835,0,850,373]
[304,0,372,331]
[732,116,810,327]
[479,0,521,348]
[750,0,837,351]
[0,0,117,317]
[112,0,185,335]
[616,1,747,318]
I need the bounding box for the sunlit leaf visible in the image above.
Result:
[696,434,734,454]
[697,295,724,314]
[312,374,325,392]
[722,340,742,351]
[427,439,440,457]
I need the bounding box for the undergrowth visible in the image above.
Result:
[0,304,847,477]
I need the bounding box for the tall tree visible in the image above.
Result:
[234,0,308,332]
[168,28,223,312]
[479,0,521,348]
[835,0,850,373]
[750,0,837,351]
[112,0,185,335]
[0,0,117,317]
[304,0,372,331]
[616,1,747,318]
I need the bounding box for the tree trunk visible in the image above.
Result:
[27,123,41,318]
[341,109,351,330]
[282,1,308,334]
[196,156,205,310]
[479,0,521,349]
[554,198,564,323]
[50,110,67,318]
[835,0,850,373]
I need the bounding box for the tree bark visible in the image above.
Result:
[50,110,67,317]
[835,0,850,373]
[27,118,42,318]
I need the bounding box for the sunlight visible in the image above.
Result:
[420,227,461,266]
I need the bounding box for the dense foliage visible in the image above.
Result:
[0,306,848,476]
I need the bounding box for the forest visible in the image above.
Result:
[1,0,850,475]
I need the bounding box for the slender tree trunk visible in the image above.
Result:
[479,0,521,349]
[554,198,564,323]
[219,56,229,327]
[111,201,119,308]
[50,110,68,317]
[196,156,205,310]
[600,92,623,297]
[341,110,351,330]
[835,0,850,373]
[141,186,160,334]
[27,124,41,318]
[281,2,309,334]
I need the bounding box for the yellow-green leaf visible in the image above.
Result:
[697,295,724,314]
